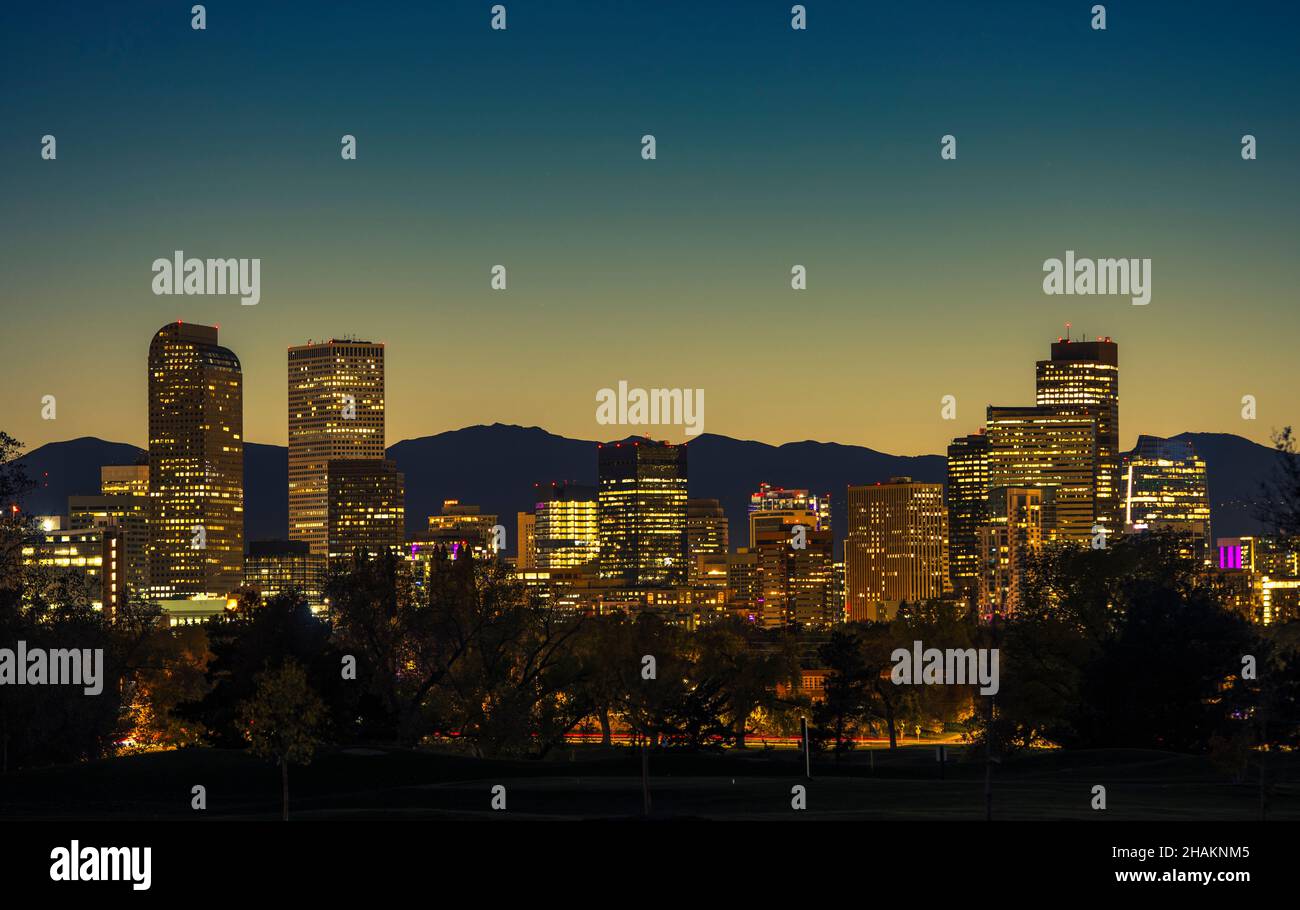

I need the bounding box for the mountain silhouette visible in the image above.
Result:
[13,425,1280,553]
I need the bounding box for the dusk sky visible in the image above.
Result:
[2,0,1297,455]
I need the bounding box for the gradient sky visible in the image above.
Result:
[2,0,1297,456]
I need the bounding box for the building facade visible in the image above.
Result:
[844,477,949,622]
[288,339,386,557]
[147,322,244,599]
[597,440,688,586]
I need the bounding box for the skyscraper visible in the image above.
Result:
[754,520,835,628]
[1035,337,1120,532]
[747,483,830,547]
[1124,434,1212,560]
[946,432,988,601]
[686,498,730,586]
[534,482,600,569]
[978,487,1043,619]
[844,477,949,622]
[985,405,1098,545]
[68,463,150,594]
[326,459,405,562]
[288,339,386,557]
[597,439,688,586]
[147,322,243,598]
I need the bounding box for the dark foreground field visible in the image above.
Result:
[2,744,1296,821]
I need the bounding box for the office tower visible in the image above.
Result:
[727,548,760,616]
[946,432,988,601]
[288,339,386,557]
[1036,336,1120,531]
[534,482,600,569]
[147,322,244,598]
[101,464,150,497]
[597,439,688,586]
[1122,435,1212,557]
[68,493,148,595]
[985,405,1098,545]
[68,463,150,594]
[423,500,500,558]
[844,477,949,622]
[516,512,536,569]
[686,498,730,585]
[748,483,830,547]
[754,520,835,628]
[977,487,1043,619]
[21,526,124,616]
[326,459,405,562]
[243,539,326,607]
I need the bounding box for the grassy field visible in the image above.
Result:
[2,743,1295,820]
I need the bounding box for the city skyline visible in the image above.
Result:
[3,1,1298,455]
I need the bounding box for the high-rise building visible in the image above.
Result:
[1124,435,1212,560]
[22,526,124,616]
[946,432,988,601]
[985,405,1098,545]
[423,500,499,558]
[686,498,730,586]
[516,511,536,570]
[101,464,150,497]
[326,459,405,562]
[1036,337,1120,532]
[844,477,949,621]
[727,548,760,617]
[147,322,243,598]
[68,463,150,595]
[977,487,1043,619]
[748,483,830,547]
[754,521,835,628]
[597,440,688,586]
[534,482,599,569]
[288,339,385,558]
[243,539,326,608]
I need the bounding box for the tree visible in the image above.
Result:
[812,627,870,757]
[1260,426,1300,538]
[237,660,327,821]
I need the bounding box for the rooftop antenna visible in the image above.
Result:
[1065,322,1071,342]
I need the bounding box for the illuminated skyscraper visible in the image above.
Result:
[147,322,243,598]
[844,478,949,622]
[985,405,1098,545]
[534,482,599,569]
[597,440,688,586]
[686,498,730,586]
[68,463,150,594]
[946,432,988,601]
[1123,435,1212,560]
[754,520,835,628]
[244,539,326,608]
[747,483,830,547]
[288,339,385,557]
[977,487,1043,619]
[1035,337,1120,532]
[516,512,536,570]
[326,459,405,562]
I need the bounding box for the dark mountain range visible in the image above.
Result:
[12,426,1282,554]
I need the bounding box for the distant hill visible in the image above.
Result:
[13,425,1281,552]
